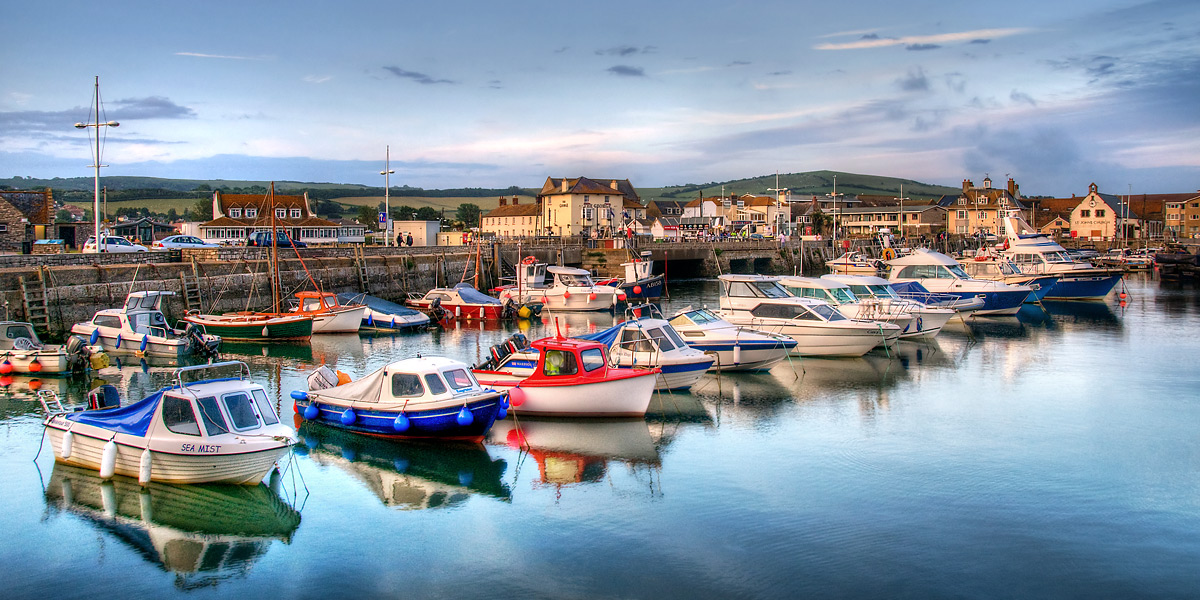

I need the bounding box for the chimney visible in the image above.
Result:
[610,180,619,191]
[1007,178,1016,195]
[963,179,973,192]
[512,197,518,205]
[561,179,568,193]
[499,197,507,206]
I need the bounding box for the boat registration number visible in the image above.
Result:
[181,443,221,453]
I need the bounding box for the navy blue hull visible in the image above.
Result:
[619,275,665,300]
[1043,274,1121,300]
[296,394,505,440]
[946,289,1031,314]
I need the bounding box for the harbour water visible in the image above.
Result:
[2,273,1198,599]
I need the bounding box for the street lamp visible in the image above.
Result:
[74,76,118,253]
[381,146,394,246]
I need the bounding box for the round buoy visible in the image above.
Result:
[302,404,320,420]
[633,285,642,295]
[0,361,12,375]
[29,378,42,391]
[617,293,627,302]
[0,375,13,388]
[563,290,572,300]
[393,412,410,432]
[28,359,42,373]
[456,406,474,426]
[1120,300,1127,308]
[340,408,357,425]
[508,387,526,407]
[89,329,100,345]
[505,428,527,448]
[589,292,597,301]
[1119,292,1127,300]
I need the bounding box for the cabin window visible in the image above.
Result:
[662,325,687,348]
[4,325,32,339]
[619,329,656,353]
[92,315,122,329]
[580,348,606,371]
[424,373,448,394]
[646,328,676,351]
[222,392,260,431]
[392,373,425,397]
[196,396,229,435]
[252,389,279,425]
[542,349,579,376]
[162,395,202,436]
[750,303,818,320]
[443,369,474,390]
[725,281,757,297]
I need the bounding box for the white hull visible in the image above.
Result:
[500,287,619,311]
[362,308,429,329]
[698,346,790,371]
[719,314,892,357]
[0,349,72,373]
[310,306,367,333]
[69,326,191,359]
[45,423,290,485]
[477,373,657,417]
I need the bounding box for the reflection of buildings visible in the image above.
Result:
[300,424,511,510]
[489,419,661,493]
[44,464,300,590]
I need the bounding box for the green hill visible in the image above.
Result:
[640,170,960,203]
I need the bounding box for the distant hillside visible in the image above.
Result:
[640,170,961,204]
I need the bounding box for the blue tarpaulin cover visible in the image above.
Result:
[452,283,502,305]
[65,390,164,437]
[337,293,423,316]
[576,323,623,349]
[889,281,931,295]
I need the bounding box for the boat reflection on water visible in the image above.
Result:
[298,424,511,509]
[218,341,315,363]
[489,418,661,492]
[44,464,300,590]
[1040,300,1122,328]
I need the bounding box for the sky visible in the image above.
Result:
[2,0,1198,197]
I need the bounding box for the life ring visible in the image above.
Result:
[974,255,988,261]
[521,256,537,265]
[882,248,897,261]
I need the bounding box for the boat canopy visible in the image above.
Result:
[886,249,961,268]
[889,281,932,295]
[546,266,590,276]
[124,291,175,312]
[65,390,164,436]
[337,293,424,316]
[452,283,503,305]
[311,357,480,404]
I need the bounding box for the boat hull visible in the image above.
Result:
[499,287,620,312]
[295,392,504,441]
[0,349,73,373]
[183,315,313,341]
[309,306,367,333]
[1042,273,1122,300]
[69,325,194,359]
[474,372,657,417]
[684,339,795,371]
[613,275,664,301]
[720,315,892,357]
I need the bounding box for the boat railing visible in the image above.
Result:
[174,360,252,387]
[623,302,663,320]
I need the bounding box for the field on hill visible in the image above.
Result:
[62,195,525,219]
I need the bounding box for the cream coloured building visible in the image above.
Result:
[480,196,540,238]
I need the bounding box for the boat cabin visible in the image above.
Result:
[90,291,176,337]
[381,357,485,402]
[293,291,345,312]
[667,308,724,338]
[0,321,44,350]
[516,260,549,289]
[548,266,597,288]
[777,277,860,306]
[621,252,654,282]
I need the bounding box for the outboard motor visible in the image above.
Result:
[87,384,121,411]
[429,297,448,322]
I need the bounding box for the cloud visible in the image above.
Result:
[487,80,503,89]
[897,67,930,92]
[303,75,332,84]
[818,28,882,39]
[816,28,1028,50]
[768,70,792,76]
[607,65,646,77]
[944,72,967,93]
[596,46,655,56]
[111,97,196,120]
[969,39,991,44]
[728,60,751,67]
[1010,90,1037,106]
[0,97,194,135]
[906,44,941,51]
[175,52,266,60]
[382,66,456,85]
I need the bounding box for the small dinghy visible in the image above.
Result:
[294,356,506,442]
[40,361,297,485]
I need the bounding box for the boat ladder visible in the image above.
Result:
[180,260,203,312]
[19,271,52,337]
[354,246,370,293]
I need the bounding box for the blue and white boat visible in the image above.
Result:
[820,274,958,338]
[578,307,715,390]
[667,307,796,371]
[336,292,430,331]
[887,249,1032,316]
[956,254,1060,303]
[598,252,665,301]
[295,356,506,442]
[997,210,1122,300]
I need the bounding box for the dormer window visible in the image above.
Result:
[276,208,287,219]
[246,208,258,218]
[229,208,242,218]
[290,208,301,219]
[958,199,966,205]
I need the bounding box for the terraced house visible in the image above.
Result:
[945,177,1029,236]
[480,196,540,238]
[537,177,644,237]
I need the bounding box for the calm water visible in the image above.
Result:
[2,274,1199,599]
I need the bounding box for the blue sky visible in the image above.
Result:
[2,0,1197,197]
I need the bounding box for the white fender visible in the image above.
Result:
[455,306,461,317]
[138,448,153,485]
[62,430,74,460]
[100,439,117,479]
[733,344,742,365]
[261,326,270,337]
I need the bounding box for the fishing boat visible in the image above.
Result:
[408,283,521,321]
[0,321,90,374]
[286,291,367,333]
[577,308,715,390]
[826,252,884,274]
[715,274,900,357]
[596,251,665,300]
[72,291,221,358]
[996,209,1123,300]
[666,307,797,371]
[294,356,506,442]
[496,259,623,311]
[887,249,1033,315]
[336,292,430,331]
[40,361,297,485]
[472,333,659,417]
[820,274,958,337]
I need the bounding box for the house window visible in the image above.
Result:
[276,208,287,219]
[979,211,988,219]
[1096,210,1106,217]
[583,207,594,220]
[956,210,967,219]
[1080,210,1091,217]
[290,208,301,219]
[246,208,257,218]
[958,199,966,205]
[229,208,242,218]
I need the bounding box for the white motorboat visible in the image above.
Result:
[667,307,797,371]
[715,274,900,357]
[71,291,221,359]
[40,361,297,485]
[820,274,957,338]
[996,210,1123,300]
[287,291,367,333]
[577,309,715,390]
[496,260,622,311]
[826,252,883,274]
[887,249,1033,315]
[777,276,922,337]
[0,321,90,374]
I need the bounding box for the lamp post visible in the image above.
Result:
[74,76,118,253]
[381,146,394,246]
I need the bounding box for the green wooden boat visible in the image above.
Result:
[183,313,312,341]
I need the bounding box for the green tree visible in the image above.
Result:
[394,205,417,221]
[357,205,380,231]
[415,206,440,221]
[810,210,831,235]
[456,203,482,228]
[55,208,73,222]
[192,197,212,220]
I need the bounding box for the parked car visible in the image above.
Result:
[246,230,308,248]
[152,234,220,249]
[82,236,149,253]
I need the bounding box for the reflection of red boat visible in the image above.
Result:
[472,335,658,417]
